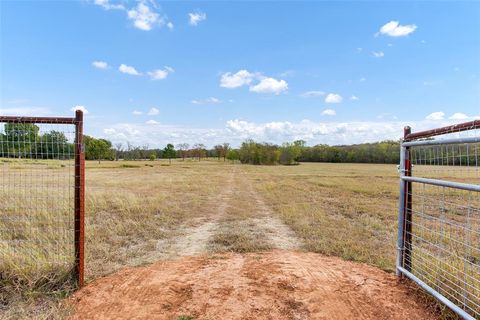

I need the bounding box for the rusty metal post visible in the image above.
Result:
[74,110,85,287]
[403,126,413,272]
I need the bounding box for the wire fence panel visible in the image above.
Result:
[0,112,85,289]
[397,121,480,319]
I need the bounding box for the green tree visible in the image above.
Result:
[226,149,239,162]
[279,142,301,165]
[3,123,40,158]
[84,135,115,162]
[39,131,71,159]
[163,143,176,164]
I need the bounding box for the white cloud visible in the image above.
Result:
[372,51,385,58]
[425,112,445,121]
[127,2,163,31]
[191,97,222,105]
[101,118,471,148]
[220,70,255,88]
[147,66,174,80]
[94,0,125,10]
[148,69,168,80]
[300,91,325,98]
[167,22,174,30]
[378,20,417,37]
[71,105,89,114]
[189,12,206,26]
[322,109,336,116]
[119,64,141,76]
[249,77,288,95]
[147,66,175,80]
[147,107,160,115]
[132,110,143,115]
[220,69,287,94]
[325,93,343,104]
[360,77,366,82]
[0,107,51,116]
[449,112,468,120]
[356,47,363,53]
[92,60,109,69]
[350,95,359,101]
[146,120,159,125]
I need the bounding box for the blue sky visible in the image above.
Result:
[1,0,479,147]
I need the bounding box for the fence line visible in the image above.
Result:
[0,111,85,288]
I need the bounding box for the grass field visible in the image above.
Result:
[0,159,467,319]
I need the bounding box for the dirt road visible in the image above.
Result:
[70,167,435,319]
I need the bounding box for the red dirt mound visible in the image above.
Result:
[70,250,436,320]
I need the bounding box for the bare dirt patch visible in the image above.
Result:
[70,250,436,320]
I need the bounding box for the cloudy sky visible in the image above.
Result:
[1,1,479,147]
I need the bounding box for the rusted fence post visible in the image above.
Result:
[74,110,85,287]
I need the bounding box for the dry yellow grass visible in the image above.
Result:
[1,159,469,319]
[241,162,400,271]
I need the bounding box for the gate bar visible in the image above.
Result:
[402,136,480,147]
[402,176,480,192]
[397,266,474,320]
[0,116,77,124]
[405,120,480,141]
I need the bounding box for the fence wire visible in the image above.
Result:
[0,120,77,281]
[402,127,480,318]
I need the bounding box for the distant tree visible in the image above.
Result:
[239,140,280,165]
[221,143,231,161]
[3,123,40,158]
[84,135,115,162]
[176,143,190,161]
[214,144,223,160]
[39,131,71,159]
[4,123,39,141]
[226,149,239,163]
[279,142,301,165]
[163,143,176,164]
[149,153,156,161]
[192,143,206,161]
[141,144,149,160]
[114,143,123,161]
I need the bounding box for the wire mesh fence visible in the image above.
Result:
[397,121,480,319]
[0,113,84,290]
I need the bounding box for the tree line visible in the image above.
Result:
[1,123,402,164]
[0,123,115,161]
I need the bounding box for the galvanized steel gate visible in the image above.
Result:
[397,120,480,319]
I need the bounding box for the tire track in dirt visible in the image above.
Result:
[154,167,236,258]
[239,168,303,250]
[156,165,301,257]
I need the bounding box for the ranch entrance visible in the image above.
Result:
[1,112,478,319]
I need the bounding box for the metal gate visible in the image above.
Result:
[397,120,480,319]
[0,110,85,288]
